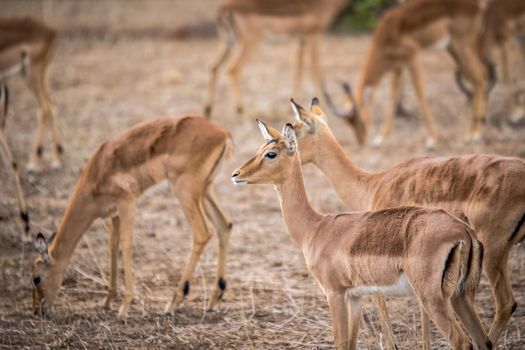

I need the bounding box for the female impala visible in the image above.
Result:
[32,116,233,317]
[323,0,493,148]
[0,17,62,170]
[291,97,525,347]
[231,120,491,350]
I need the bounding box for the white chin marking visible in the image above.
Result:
[231,178,248,186]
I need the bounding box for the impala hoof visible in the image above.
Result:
[372,135,384,147]
[425,137,436,150]
[51,159,63,170]
[510,107,525,124]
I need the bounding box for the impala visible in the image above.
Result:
[32,116,233,317]
[291,97,525,347]
[203,0,347,118]
[457,0,525,123]
[231,120,491,350]
[0,83,29,238]
[0,17,62,170]
[323,0,495,149]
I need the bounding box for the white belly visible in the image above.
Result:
[347,273,414,298]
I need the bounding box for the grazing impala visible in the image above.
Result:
[204,0,347,118]
[323,0,494,149]
[291,97,525,347]
[0,83,29,238]
[0,17,62,170]
[231,120,492,350]
[32,116,233,317]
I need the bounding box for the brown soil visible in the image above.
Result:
[0,25,524,350]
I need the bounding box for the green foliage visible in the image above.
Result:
[343,0,399,31]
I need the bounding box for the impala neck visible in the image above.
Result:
[314,130,375,211]
[48,185,97,271]
[275,156,322,248]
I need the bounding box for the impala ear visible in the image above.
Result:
[309,97,326,118]
[256,119,281,141]
[290,99,315,132]
[282,123,297,154]
[35,232,51,264]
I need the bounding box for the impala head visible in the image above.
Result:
[32,232,61,316]
[322,82,367,145]
[231,120,297,186]
[289,97,331,164]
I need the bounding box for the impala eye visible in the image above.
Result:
[265,151,277,159]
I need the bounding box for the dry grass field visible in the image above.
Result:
[1,2,525,349]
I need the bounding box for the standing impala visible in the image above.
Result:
[32,116,233,317]
[204,0,347,118]
[324,0,494,149]
[231,120,491,350]
[0,17,62,170]
[0,83,29,238]
[291,97,525,347]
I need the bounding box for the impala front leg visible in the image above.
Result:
[327,292,352,350]
[117,201,136,318]
[373,295,398,350]
[292,38,306,98]
[104,216,120,309]
[374,68,402,147]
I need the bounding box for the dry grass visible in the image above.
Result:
[1,5,525,349]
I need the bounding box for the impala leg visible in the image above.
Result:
[462,48,487,142]
[407,55,437,149]
[0,130,29,238]
[422,298,467,350]
[327,292,351,350]
[450,293,492,349]
[347,296,362,350]
[419,302,431,350]
[204,39,234,118]
[308,34,323,100]
[292,38,306,98]
[117,201,136,318]
[203,186,232,310]
[226,36,260,117]
[484,250,516,345]
[501,40,524,123]
[372,296,397,350]
[165,186,212,314]
[104,216,120,309]
[374,67,402,147]
[26,62,62,170]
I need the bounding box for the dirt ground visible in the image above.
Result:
[1,21,525,350]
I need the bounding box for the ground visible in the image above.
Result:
[0,27,524,349]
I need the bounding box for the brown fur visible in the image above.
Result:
[0,17,61,169]
[293,100,525,346]
[32,116,233,318]
[232,121,490,350]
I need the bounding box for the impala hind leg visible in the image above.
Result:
[203,186,232,310]
[0,129,29,238]
[226,36,260,117]
[501,41,525,123]
[117,201,136,318]
[165,184,212,314]
[104,216,120,309]
[450,293,492,349]
[420,302,431,350]
[422,298,469,350]
[374,67,403,147]
[292,38,306,98]
[484,249,516,346]
[308,34,323,101]
[407,55,437,149]
[373,296,398,350]
[26,62,62,170]
[204,38,234,118]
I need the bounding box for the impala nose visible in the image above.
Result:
[231,171,240,178]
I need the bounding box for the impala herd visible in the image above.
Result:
[1,0,525,349]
